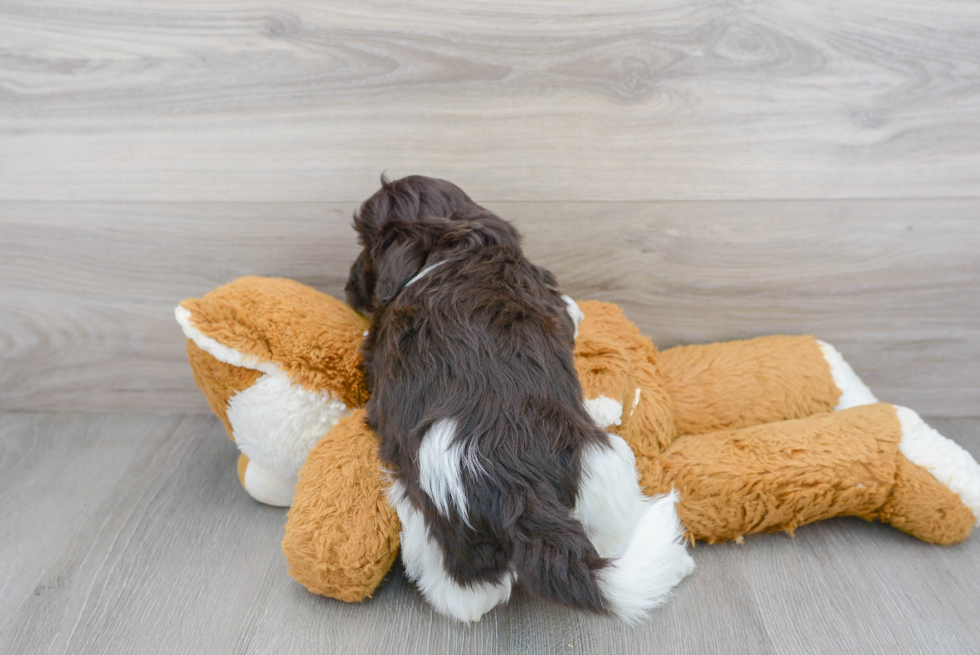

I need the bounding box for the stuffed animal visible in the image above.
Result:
[176,276,980,605]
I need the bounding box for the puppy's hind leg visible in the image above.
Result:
[513,472,693,624]
[572,433,694,622]
[387,480,513,622]
[573,433,656,557]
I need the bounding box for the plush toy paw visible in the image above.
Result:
[877,453,975,545]
[882,406,980,539]
[237,454,296,507]
[816,340,879,409]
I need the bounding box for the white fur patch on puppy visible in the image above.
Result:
[597,491,695,625]
[574,434,694,623]
[817,340,878,409]
[418,419,481,527]
[226,370,350,479]
[388,480,514,622]
[242,460,296,507]
[561,295,585,339]
[573,434,649,557]
[895,406,980,525]
[584,396,623,429]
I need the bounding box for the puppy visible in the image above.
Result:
[346,175,693,623]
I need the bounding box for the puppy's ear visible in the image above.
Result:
[374,237,428,307]
[345,251,376,313]
[354,175,483,243]
[353,175,398,244]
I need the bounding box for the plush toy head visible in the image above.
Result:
[177,276,370,504]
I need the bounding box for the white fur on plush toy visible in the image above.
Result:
[896,406,980,525]
[176,305,351,503]
[583,396,624,430]
[225,370,349,479]
[241,459,296,507]
[817,340,877,410]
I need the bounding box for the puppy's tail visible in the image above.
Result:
[512,491,694,624]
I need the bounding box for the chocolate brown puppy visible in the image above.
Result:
[345,176,693,623]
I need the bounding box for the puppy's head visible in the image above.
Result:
[346,175,521,313]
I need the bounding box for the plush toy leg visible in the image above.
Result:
[879,453,975,545]
[236,453,296,507]
[282,410,400,603]
[654,404,977,545]
[658,335,865,436]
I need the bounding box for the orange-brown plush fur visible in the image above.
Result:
[659,335,840,435]
[179,278,976,603]
[879,453,975,545]
[236,454,250,487]
[571,302,974,546]
[182,277,369,407]
[660,404,901,543]
[186,341,262,439]
[571,300,677,494]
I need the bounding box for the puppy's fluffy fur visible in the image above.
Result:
[346,176,693,623]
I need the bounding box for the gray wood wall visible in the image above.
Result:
[2,0,979,415]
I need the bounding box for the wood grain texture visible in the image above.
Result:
[743,420,980,654]
[0,414,149,625]
[1,412,979,654]
[2,0,980,202]
[2,200,978,414]
[0,413,288,655]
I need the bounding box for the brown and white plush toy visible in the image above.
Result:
[176,276,980,604]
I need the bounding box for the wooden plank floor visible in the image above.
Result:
[2,412,979,655]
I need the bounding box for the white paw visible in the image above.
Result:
[896,406,980,525]
[817,340,878,409]
[242,460,296,507]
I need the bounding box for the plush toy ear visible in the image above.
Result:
[176,276,370,408]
